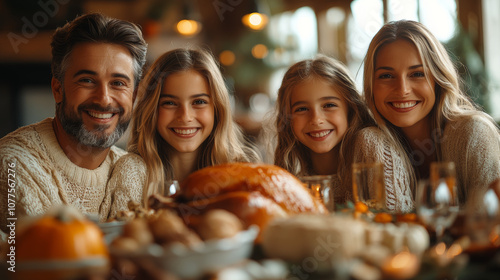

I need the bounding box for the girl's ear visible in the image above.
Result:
[51,77,63,104]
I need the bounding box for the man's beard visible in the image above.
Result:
[57,92,131,149]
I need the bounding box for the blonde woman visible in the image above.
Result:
[102,48,260,218]
[274,55,413,212]
[363,20,500,209]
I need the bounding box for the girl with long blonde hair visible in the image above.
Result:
[104,48,260,216]
[274,55,413,212]
[363,20,500,208]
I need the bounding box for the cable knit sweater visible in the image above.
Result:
[101,153,146,220]
[440,115,500,210]
[321,127,413,213]
[352,127,414,213]
[0,118,125,232]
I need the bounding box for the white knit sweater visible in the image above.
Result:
[353,127,414,213]
[102,153,146,220]
[0,118,125,231]
[440,115,500,209]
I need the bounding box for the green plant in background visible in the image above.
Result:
[445,23,491,114]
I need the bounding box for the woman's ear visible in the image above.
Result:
[51,77,63,103]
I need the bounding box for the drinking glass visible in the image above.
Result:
[352,162,386,211]
[299,175,335,212]
[155,180,180,197]
[465,188,500,246]
[417,162,459,243]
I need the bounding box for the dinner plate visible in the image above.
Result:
[111,225,259,279]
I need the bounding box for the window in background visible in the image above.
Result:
[265,6,318,101]
[483,0,500,121]
[387,0,418,22]
[418,0,457,42]
[267,6,318,70]
[346,0,458,90]
[346,0,383,90]
[317,7,347,63]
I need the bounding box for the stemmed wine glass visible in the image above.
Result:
[155,180,180,197]
[416,162,459,244]
[465,188,500,246]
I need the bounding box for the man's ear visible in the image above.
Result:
[51,77,63,103]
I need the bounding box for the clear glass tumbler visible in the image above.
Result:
[299,174,336,212]
[352,162,386,211]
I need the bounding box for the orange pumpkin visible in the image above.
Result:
[15,206,109,280]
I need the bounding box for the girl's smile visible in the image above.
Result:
[307,129,333,140]
[170,127,200,137]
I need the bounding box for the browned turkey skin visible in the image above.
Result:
[149,163,328,242]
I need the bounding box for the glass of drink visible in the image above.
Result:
[417,161,459,243]
[352,162,386,211]
[156,180,180,197]
[299,175,336,212]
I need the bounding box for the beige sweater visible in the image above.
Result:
[440,115,500,209]
[102,153,146,219]
[353,127,414,213]
[0,118,125,232]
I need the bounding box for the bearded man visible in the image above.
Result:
[0,13,147,232]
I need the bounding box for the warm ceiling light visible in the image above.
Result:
[242,12,268,30]
[176,19,201,36]
[251,44,268,59]
[219,50,236,66]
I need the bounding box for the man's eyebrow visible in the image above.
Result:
[73,70,96,77]
[112,73,132,82]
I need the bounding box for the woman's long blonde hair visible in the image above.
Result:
[363,20,499,191]
[274,55,375,188]
[129,48,260,205]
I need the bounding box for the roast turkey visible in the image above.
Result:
[149,163,328,242]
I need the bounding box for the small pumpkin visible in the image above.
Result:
[15,205,109,280]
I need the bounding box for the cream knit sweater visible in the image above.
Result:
[0,118,125,232]
[440,115,500,209]
[305,127,413,213]
[102,153,146,220]
[353,127,414,213]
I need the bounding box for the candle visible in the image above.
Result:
[381,251,419,280]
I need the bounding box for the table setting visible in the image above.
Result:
[3,162,500,280]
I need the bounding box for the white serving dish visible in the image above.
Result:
[112,225,259,279]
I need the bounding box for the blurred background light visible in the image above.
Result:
[219,50,236,66]
[251,44,268,59]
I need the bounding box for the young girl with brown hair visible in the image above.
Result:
[274,55,413,212]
